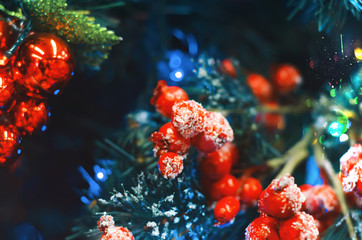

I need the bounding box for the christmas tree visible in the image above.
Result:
[0,0,362,239]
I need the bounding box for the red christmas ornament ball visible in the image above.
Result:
[0,16,17,66]
[150,80,189,118]
[239,176,263,209]
[0,69,16,111]
[272,64,302,94]
[199,149,232,180]
[100,226,135,240]
[0,124,21,167]
[13,98,49,134]
[209,174,240,201]
[214,196,240,225]
[151,122,190,157]
[247,73,273,103]
[191,111,234,153]
[12,33,74,96]
[245,215,280,240]
[171,100,206,138]
[158,152,184,179]
[258,174,305,219]
[278,212,319,240]
[98,215,115,233]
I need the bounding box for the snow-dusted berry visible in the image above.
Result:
[339,144,362,175]
[341,160,362,193]
[238,176,263,209]
[100,226,135,240]
[247,73,273,103]
[272,64,302,94]
[258,174,305,219]
[158,152,184,179]
[278,212,319,240]
[150,80,189,118]
[191,111,234,153]
[245,215,280,240]
[151,122,191,157]
[171,100,206,138]
[98,215,115,233]
[199,149,232,180]
[209,174,240,201]
[214,196,240,225]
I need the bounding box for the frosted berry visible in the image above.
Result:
[220,59,237,78]
[150,80,189,118]
[218,142,239,166]
[238,177,263,209]
[247,73,273,103]
[272,64,302,94]
[98,215,115,232]
[258,174,305,219]
[192,111,234,153]
[339,144,362,175]
[171,100,206,138]
[100,226,134,240]
[299,184,313,210]
[151,122,190,157]
[209,174,240,201]
[158,152,184,179]
[245,215,280,240]
[214,196,240,225]
[278,212,319,240]
[199,149,232,180]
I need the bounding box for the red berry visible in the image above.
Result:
[341,160,362,193]
[214,196,240,225]
[209,174,240,201]
[150,80,189,118]
[218,142,239,166]
[100,226,134,240]
[171,100,206,138]
[199,150,232,180]
[278,212,319,240]
[303,185,340,219]
[191,111,234,153]
[245,215,280,240]
[258,102,285,131]
[150,122,190,157]
[98,215,115,232]
[272,64,302,94]
[258,174,305,219]
[220,59,237,78]
[158,152,183,179]
[339,144,362,175]
[299,184,313,210]
[239,177,263,209]
[247,74,273,103]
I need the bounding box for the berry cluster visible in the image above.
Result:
[246,174,319,240]
[97,215,134,240]
[0,15,74,166]
[339,144,362,207]
[150,80,234,179]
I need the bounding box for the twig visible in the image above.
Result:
[275,148,309,179]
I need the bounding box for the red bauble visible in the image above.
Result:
[0,69,16,111]
[239,177,263,209]
[13,98,49,134]
[0,124,21,167]
[158,152,184,179]
[220,59,237,78]
[150,80,189,118]
[218,142,239,166]
[247,74,273,103]
[339,144,362,175]
[100,226,135,240]
[191,111,234,153]
[151,122,191,157]
[0,16,17,66]
[98,215,115,232]
[272,64,302,94]
[213,196,240,225]
[199,149,232,180]
[245,215,280,240]
[209,174,240,201]
[171,100,206,138]
[278,212,319,240]
[258,174,305,219]
[12,33,74,96]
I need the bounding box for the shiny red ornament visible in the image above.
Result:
[0,16,17,66]
[213,196,240,225]
[199,149,232,180]
[100,226,135,240]
[247,74,273,103]
[245,215,280,240]
[278,212,319,240]
[151,122,190,157]
[98,215,115,233]
[258,174,305,219]
[171,100,206,138]
[239,176,263,209]
[272,64,302,94]
[158,152,184,179]
[12,33,74,96]
[150,80,189,118]
[0,124,21,167]
[209,174,240,201]
[13,98,49,134]
[0,69,16,111]
[220,59,237,78]
[191,111,234,153]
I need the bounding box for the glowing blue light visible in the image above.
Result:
[169,53,182,69]
[17,149,21,154]
[41,125,47,132]
[327,121,345,137]
[81,196,91,205]
[53,89,60,95]
[170,69,184,82]
[97,172,104,180]
[94,164,108,181]
[187,34,198,55]
[78,166,101,198]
